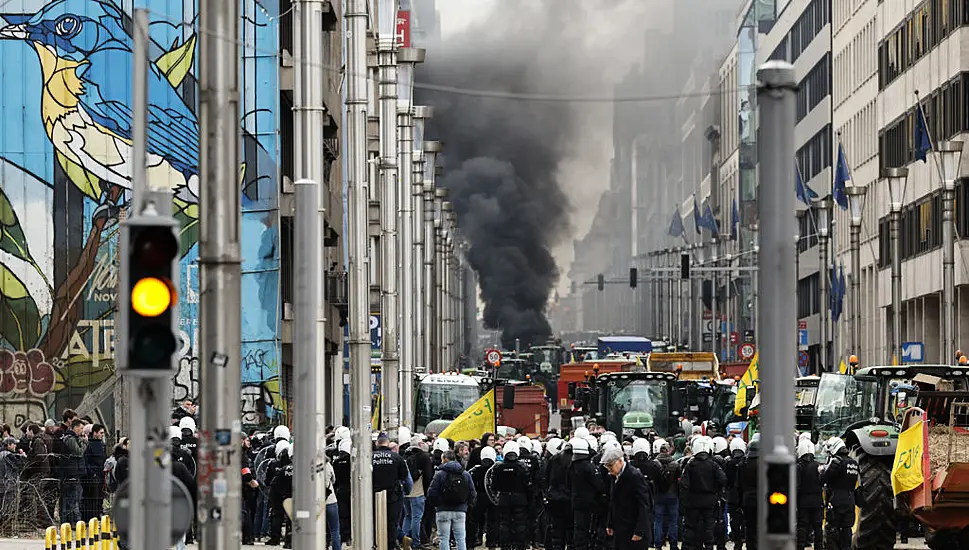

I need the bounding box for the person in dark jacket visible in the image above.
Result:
[795,439,823,550]
[428,451,477,550]
[740,438,760,550]
[820,437,857,550]
[651,440,681,550]
[82,424,107,522]
[602,446,652,550]
[403,437,434,548]
[331,436,352,544]
[568,437,607,550]
[469,445,499,548]
[172,459,199,550]
[490,440,531,550]
[543,439,572,550]
[679,436,726,550]
[373,433,413,550]
[60,419,87,526]
[467,433,495,470]
[725,438,747,550]
[268,442,294,548]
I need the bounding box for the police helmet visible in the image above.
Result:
[826,437,847,456]
[334,426,351,441]
[502,440,521,459]
[433,438,450,452]
[600,432,618,444]
[652,438,669,455]
[797,439,816,458]
[691,435,714,455]
[711,436,728,454]
[532,440,544,454]
[602,440,621,454]
[168,426,182,441]
[398,426,412,444]
[585,435,599,453]
[547,438,565,455]
[276,440,291,457]
[570,437,591,455]
[573,427,590,440]
[273,425,291,441]
[179,416,197,434]
[729,438,747,453]
[632,438,651,456]
[481,446,497,462]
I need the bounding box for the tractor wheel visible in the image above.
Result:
[851,446,897,550]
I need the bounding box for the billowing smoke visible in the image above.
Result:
[419,0,651,348]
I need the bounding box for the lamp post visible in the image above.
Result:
[846,185,867,361]
[939,140,963,363]
[816,198,833,370]
[884,167,908,364]
[794,213,802,366]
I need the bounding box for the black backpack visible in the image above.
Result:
[406,452,422,484]
[439,470,470,506]
[654,460,678,493]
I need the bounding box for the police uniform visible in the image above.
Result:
[373,442,412,550]
[821,450,858,550]
[491,448,532,550]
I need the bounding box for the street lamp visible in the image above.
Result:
[846,185,867,360]
[939,140,963,363]
[884,167,909,365]
[815,198,833,370]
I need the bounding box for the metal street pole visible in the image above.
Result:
[346,3,375,550]
[884,168,908,364]
[816,199,832,370]
[292,0,326,544]
[197,0,243,545]
[127,12,174,550]
[711,243,719,355]
[939,141,964,363]
[667,250,675,343]
[846,186,866,359]
[377,0,401,434]
[412,107,432,376]
[423,143,442,371]
[756,60,797,550]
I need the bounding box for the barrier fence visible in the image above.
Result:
[0,477,112,537]
[44,516,119,550]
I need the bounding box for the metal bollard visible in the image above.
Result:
[59,523,72,550]
[75,520,87,549]
[375,490,388,550]
[88,518,100,550]
[100,516,115,550]
[45,526,58,550]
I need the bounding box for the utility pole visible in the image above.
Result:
[423,143,442,371]
[292,0,326,545]
[939,140,964,363]
[816,198,832,370]
[197,0,243,545]
[846,186,866,359]
[377,0,401,435]
[397,47,425,427]
[667,250,675,343]
[884,168,908,364]
[346,3,375,550]
[756,60,797,550]
[411,106,432,380]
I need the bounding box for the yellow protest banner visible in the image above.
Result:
[439,389,496,441]
[891,420,925,495]
[734,352,759,416]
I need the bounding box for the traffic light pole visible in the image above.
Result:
[198,0,243,546]
[756,61,797,550]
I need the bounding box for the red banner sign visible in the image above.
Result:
[396,10,411,48]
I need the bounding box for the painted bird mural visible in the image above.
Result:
[0,0,200,246]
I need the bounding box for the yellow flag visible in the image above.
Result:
[892,354,899,366]
[371,395,381,430]
[635,355,643,367]
[839,360,848,374]
[891,420,924,495]
[439,389,496,440]
[734,351,760,416]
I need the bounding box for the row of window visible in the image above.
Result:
[833,20,877,109]
[879,73,969,170]
[797,273,821,319]
[796,124,832,184]
[797,54,831,123]
[797,209,821,254]
[837,101,878,174]
[879,0,967,90]
[771,0,830,63]
[876,181,969,269]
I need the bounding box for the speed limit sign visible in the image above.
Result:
[739,343,756,360]
[486,349,502,366]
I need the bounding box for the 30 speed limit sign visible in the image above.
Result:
[738,343,756,360]
[486,349,502,366]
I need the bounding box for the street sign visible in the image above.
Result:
[113,476,194,546]
[798,351,809,368]
[798,320,808,330]
[902,342,925,363]
[702,333,713,343]
[730,332,739,345]
[739,343,756,360]
[703,319,714,333]
[798,329,809,348]
[486,349,502,366]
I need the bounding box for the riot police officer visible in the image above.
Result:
[796,439,823,550]
[679,436,727,550]
[544,438,572,550]
[820,437,857,550]
[569,437,608,550]
[373,432,412,550]
[725,438,747,550]
[469,445,499,548]
[490,441,531,550]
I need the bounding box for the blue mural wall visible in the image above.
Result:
[0,0,281,430]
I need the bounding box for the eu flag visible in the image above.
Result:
[834,144,850,211]
[731,199,739,239]
[668,207,686,238]
[796,164,818,206]
[915,107,932,162]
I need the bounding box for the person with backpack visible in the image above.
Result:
[403,436,433,549]
[651,440,682,550]
[428,450,477,550]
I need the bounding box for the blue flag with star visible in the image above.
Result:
[834,143,850,211]
[915,107,931,162]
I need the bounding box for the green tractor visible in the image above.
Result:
[813,365,969,549]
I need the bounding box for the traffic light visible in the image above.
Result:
[765,462,794,534]
[119,217,180,374]
[629,268,638,288]
[680,253,690,279]
[597,274,604,291]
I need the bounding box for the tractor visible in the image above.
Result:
[813,365,969,550]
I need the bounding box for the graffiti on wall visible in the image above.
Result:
[0,0,283,430]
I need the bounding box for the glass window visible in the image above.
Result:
[414,383,481,432]
[603,379,671,437]
[814,374,880,435]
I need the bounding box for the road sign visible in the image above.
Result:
[798,350,809,367]
[739,343,756,360]
[902,342,925,363]
[798,320,808,330]
[113,476,194,546]
[702,333,713,343]
[798,329,809,348]
[486,349,502,366]
[730,332,739,345]
[704,320,714,332]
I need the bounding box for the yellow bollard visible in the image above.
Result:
[100,516,114,550]
[75,520,87,550]
[59,523,72,550]
[45,526,58,550]
[88,518,100,550]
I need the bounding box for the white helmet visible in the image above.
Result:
[334,426,351,441]
[652,438,669,455]
[179,416,197,434]
[398,426,412,444]
[168,426,182,440]
[276,440,291,457]
[338,438,352,454]
[502,440,521,458]
[602,440,621,454]
[433,438,450,452]
[797,439,816,458]
[547,438,565,455]
[798,432,813,441]
[532,440,544,454]
[691,435,714,455]
[273,425,291,441]
[826,437,846,456]
[570,437,591,455]
[632,438,651,455]
[516,436,532,451]
[600,432,618,444]
[585,435,599,453]
[712,437,728,455]
[729,438,747,453]
[573,427,590,440]
[480,446,497,462]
